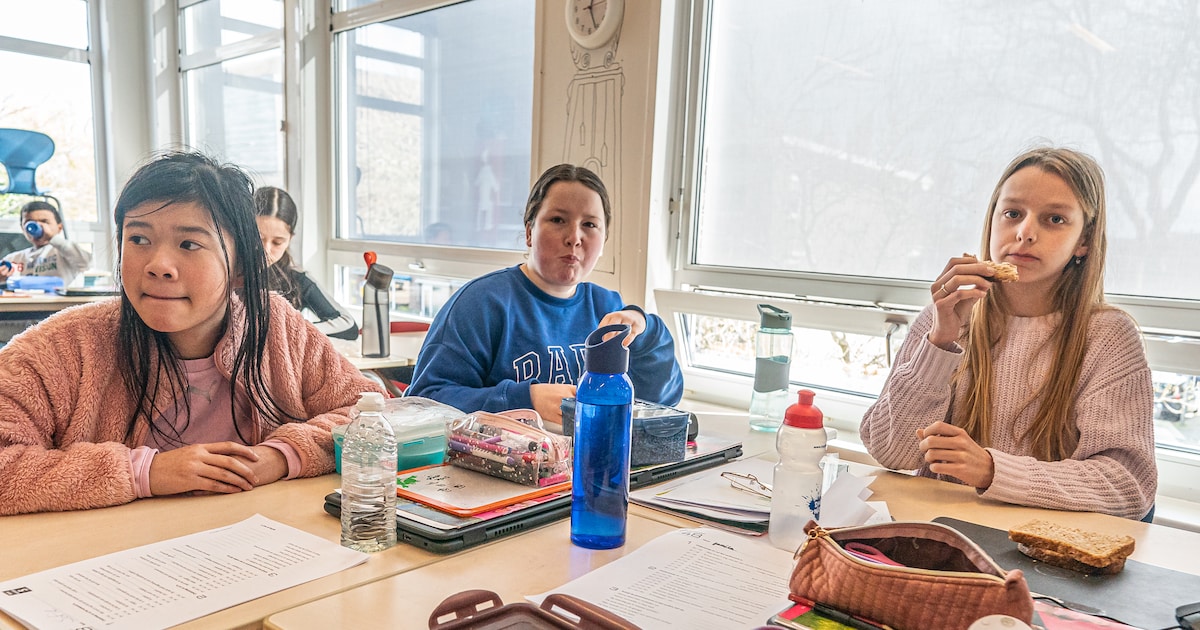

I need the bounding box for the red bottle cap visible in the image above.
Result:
[364,251,377,267]
[784,389,823,429]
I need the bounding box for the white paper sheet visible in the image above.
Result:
[530,528,794,629]
[0,514,367,630]
[817,470,884,527]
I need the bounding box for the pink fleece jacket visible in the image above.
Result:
[0,294,384,515]
[860,306,1157,520]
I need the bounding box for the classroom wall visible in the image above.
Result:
[531,0,669,307]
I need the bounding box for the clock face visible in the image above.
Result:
[566,0,624,49]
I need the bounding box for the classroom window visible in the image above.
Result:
[182,50,284,183]
[335,266,466,320]
[676,0,1200,456]
[0,1,99,225]
[0,0,88,47]
[686,0,1200,304]
[179,0,284,186]
[682,313,893,399]
[180,0,282,55]
[332,0,535,249]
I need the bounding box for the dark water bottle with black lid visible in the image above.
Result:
[571,323,635,549]
[361,260,393,358]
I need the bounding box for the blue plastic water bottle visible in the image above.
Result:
[24,221,44,240]
[570,323,635,549]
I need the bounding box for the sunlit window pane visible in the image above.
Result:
[183,49,284,185]
[181,0,283,56]
[681,314,893,398]
[354,109,422,238]
[1153,370,1200,455]
[335,0,378,11]
[0,51,98,223]
[334,0,535,249]
[696,0,1200,301]
[0,0,89,49]
[335,265,466,320]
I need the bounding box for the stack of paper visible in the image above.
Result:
[631,457,892,534]
[631,459,773,533]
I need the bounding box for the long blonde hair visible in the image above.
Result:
[955,147,1109,461]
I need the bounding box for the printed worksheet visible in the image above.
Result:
[0,514,366,630]
[530,527,795,629]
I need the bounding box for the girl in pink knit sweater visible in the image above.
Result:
[861,147,1156,520]
[0,152,383,515]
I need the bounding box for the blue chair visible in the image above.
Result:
[0,128,61,210]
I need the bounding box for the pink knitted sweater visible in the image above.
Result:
[0,294,384,515]
[861,306,1156,519]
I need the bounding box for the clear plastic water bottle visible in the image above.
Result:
[749,304,793,432]
[768,389,827,551]
[571,323,634,550]
[340,391,397,552]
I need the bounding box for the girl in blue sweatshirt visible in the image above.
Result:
[407,164,684,424]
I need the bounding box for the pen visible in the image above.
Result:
[791,596,893,630]
[447,440,517,465]
[454,433,513,455]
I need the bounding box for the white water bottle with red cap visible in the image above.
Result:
[768,389,827,551]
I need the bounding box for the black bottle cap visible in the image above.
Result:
[365,263,394,290]
[583,324,630,375]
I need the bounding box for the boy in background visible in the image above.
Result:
[0,200,91,287]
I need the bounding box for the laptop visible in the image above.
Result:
[323,435,743,554]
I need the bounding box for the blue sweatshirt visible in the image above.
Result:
[407,265,684,413]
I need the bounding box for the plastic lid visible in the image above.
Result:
[783,389,823,429]
[583,324,630,374]
[24,221,44,239]
[758,304,792,329]
[364,263,394,290]
[356,391,386,412]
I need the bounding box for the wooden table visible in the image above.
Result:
[0,475,443,630]
[0,293,112,314]
[8,408,1197,630]
[263,464,1200,630]
[263,514,693,630]
[328,331,426,371]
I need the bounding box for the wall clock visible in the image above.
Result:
[565,0,625,50]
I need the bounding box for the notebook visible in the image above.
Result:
[322,435,743,553]
[934,516,1200,630]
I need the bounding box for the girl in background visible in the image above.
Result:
[407,164,683,424]
[255,186,359,340]
[0,151,383,515]
[861,147,1155,520]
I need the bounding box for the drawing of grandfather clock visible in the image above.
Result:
[564,0,625,193]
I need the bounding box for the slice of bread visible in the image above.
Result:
[1016,543,1127,575]
[1008,519,1134,570]
[985,260,1019,282]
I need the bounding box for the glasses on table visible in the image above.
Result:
[721,471,772,498]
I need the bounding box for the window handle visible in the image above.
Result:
[884,319,908,367]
